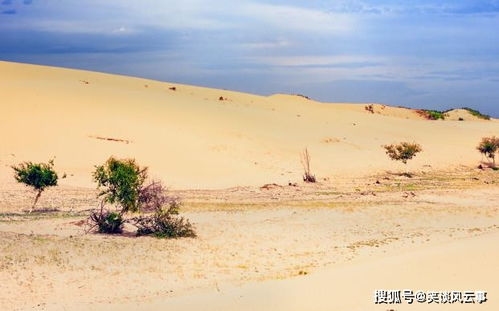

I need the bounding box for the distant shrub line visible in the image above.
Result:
[418,109,446,120]
[462,107,491,120]
[416,107,491,121]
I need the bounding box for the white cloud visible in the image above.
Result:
[239,39,292,50]
[245,55,383,67]
[3,0,355,35]
[238,2,355,34]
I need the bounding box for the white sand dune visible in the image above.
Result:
[1,61,498,189]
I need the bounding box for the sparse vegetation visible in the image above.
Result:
[93,157,147,214]
[418,109,446,120]
[133,208,196,238]
[12,160,58,213]
[90,158,195,238]
[132,180,195,238]
[301,148,316,183]
[365,104,375,114]
[295,94,311,100]
[383,142,423,164]
[477,136,499,167]
[463,107,491,120]
[89,208,124,234]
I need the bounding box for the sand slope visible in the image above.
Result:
[1,61,498,189]
[147,232,499,311]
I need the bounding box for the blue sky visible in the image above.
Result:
[1,0,499,116]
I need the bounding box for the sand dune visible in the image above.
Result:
[1,61,498,189]
[444,108,490,121]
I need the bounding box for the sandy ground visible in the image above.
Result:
[0,168,498,311]
[150,232,499,311]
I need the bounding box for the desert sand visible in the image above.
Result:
[1,61,498,189]
[1,61,498,311]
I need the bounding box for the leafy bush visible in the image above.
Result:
[383,142,423,164]
[89,160,196,238]
[477,136,499,167]
[12,160,58,212]
[93,157,147,213]
[418,109,446,120]
[463,107,491,120]
[89,209,124,234]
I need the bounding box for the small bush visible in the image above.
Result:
[134,211,196,238]
[418,109,446,120]
[134,180,194,238]
[383,142,423,164]
[463,107,491,120]
[89,209,124,234]
[138,181,180,213]
[477,136,499,167]
[90,159,195,238]
[132,180,195,238]
[301,148,316,183]
[93,157,148,213]
[12,160,58,212]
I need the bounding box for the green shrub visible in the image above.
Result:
[462,107,491,120]
[93,157,147,213]
[89,210,124,234]
[383,142,423,164]
[477,136,499,167]
[89,160,196,238]
[12,160,58,212]
[418,109,446,120]
[133,208,196,239]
